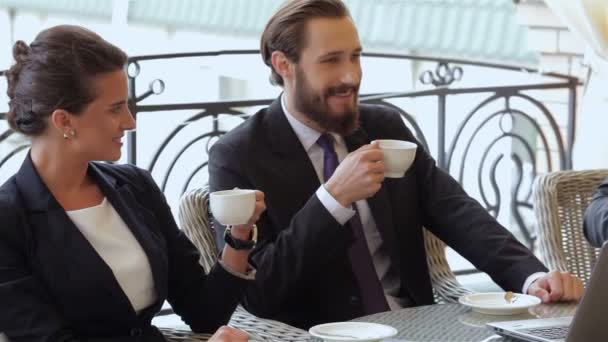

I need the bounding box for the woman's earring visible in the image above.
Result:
[63,129,76,140]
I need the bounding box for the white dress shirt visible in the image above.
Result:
[280,94,544,309]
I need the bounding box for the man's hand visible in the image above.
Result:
[325,142,385,207]
[527,271,585,303]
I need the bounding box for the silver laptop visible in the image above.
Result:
[487,242,608,342]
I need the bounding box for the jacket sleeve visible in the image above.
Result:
[584,178,608,247]
[379,109,548,291]
[208,141,354,317]
[134,167,251,333]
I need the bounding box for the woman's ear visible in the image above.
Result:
[50,109,74,137]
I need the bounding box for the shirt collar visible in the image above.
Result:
[280,93,343,151]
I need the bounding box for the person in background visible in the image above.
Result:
[0,25,264,342]
[584,179,608,247]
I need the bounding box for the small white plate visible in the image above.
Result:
[309,322,398,342]
[459,292,541,315]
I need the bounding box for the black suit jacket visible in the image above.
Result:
[0,154,250,341]
[208,98,547,329]
[584,178,608,247]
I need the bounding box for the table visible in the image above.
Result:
[156,303,577,341]
[349,303,577,342]
[155,304,310,342]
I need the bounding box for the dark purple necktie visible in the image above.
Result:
[316,133,390,314]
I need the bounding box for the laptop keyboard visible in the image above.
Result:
[518,326,569,339]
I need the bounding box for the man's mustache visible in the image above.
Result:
[326,84,359,97]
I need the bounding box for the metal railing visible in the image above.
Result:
[0,50,580,275]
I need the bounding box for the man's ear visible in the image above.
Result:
[271,50,294,82]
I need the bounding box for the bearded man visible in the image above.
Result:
[208,0,583,330]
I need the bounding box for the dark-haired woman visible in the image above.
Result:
[0,25,264,342]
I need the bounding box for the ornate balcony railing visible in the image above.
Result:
[0,51,579,275]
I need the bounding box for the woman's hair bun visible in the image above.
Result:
[12,40,30,63]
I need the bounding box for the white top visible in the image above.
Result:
[66,198,157,313]
[281,94,544,307]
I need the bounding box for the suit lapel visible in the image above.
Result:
[344,129,401,271]
[89,163,168,303]
[264,98,321,209]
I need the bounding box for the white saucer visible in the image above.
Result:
[459,292,541,315]
[309,322,398,342]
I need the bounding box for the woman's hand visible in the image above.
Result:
[220,190,265,273]
[248,190,266,225]
[230,190,266,240]
[208,326,249,342]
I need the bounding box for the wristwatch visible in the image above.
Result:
[224,224,257,250]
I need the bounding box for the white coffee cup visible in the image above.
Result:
[375,139,418,178]
[209,189,256,225]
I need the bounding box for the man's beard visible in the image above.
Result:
[292,66,360,136]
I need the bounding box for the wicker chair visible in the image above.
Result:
[423,229,473,302]
[533,170,608,285]
[179,187,471,304]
